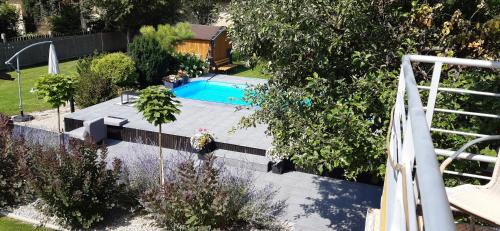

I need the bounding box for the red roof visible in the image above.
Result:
[190,24,225,41]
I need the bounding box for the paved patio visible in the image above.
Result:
[64,75,271,151]
[61,74,383,230]
[105,139,382,231]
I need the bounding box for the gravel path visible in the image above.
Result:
[13,104,72,132]
[1,201,161,231]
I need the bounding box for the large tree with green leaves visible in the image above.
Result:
[135,86,181,185]
[229,0,499,180]
[35,74,76,133]
[183,0,227,25]
[92,0,183,41]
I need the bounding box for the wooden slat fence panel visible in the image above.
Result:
[0,32,127,71]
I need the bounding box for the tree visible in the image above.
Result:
[135,86,181,185]
[22,0,69,33]
[48,4,81,34]
[183,0,224,25]
[228,0,499,180]
[35,74,76,134]
[92,0,183,42]
[0,1,18,37]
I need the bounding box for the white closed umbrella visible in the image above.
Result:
[48,43,60,74]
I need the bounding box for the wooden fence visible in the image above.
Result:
[0,32,127,71]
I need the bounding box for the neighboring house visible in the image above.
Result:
[175,24,236,72]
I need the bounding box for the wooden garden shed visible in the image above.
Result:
[175,24,237,72]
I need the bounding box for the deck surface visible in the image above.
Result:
[65,75,271,150]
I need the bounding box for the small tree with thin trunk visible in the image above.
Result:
[135,86,180,185]
[35,74,76,134]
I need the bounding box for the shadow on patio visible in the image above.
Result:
[295,176,382,231]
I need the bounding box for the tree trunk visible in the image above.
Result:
[69,98,75,113]
[57,106,62,148]
[159,125,164,186]
[126,29,131,46]
[57,106,61,133]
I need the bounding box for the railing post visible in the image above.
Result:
[425,62,442,127]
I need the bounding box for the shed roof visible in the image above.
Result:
[190,24,225,41]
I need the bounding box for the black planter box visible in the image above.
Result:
[269,159,291,174]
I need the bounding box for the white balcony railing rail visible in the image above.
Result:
[381,55,500,231]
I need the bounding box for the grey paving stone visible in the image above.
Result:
[65,75,272,151]
[105,139,381,231]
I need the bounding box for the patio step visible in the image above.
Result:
[213,149,270,172]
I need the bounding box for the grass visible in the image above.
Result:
[230,62,270,79]
[0,216,53,231]
[0,60,78,116]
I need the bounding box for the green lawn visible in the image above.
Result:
[0,216,53,231]
[230,62,270,79]
[0,60,78,116]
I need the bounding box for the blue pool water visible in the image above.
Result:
[172,81,249,106]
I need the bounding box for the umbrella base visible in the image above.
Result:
[12,114,34,122]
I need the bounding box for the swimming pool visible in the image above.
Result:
[172,81,249,106]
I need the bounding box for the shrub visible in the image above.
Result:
[0,114,31,208]
[29,141,133,229]
[140,155,286,230]
[76,53,101,76]
[129,36,176,87]
[75,57,117,108]
[175,53,209,78]
[90,52,137,88]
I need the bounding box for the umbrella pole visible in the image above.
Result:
[12,56,33,122]
[16,56,23,117]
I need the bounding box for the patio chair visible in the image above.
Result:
[440,135,500,226]
[67,117,107,143]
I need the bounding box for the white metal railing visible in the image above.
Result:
[381,55,500,231]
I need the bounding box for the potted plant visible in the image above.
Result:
[190,128,215,157]
[162,75,177,88]
[266,147,289,174]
